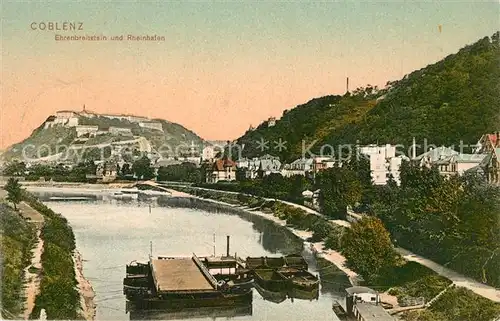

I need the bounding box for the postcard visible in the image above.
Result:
[1,1,499,321]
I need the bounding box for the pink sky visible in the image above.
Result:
[1,2,498,149]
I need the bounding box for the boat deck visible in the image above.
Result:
[151,258,214,293]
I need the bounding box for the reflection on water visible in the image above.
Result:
[129,304,253,320]
[254,283,320,305]
[31,189,348,321]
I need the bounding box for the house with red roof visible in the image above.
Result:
[467,132,500,185]
[474,132,500,154]
[205,157,237,183]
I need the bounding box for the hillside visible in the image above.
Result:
[3,112,206,163]
[235,32,500,162]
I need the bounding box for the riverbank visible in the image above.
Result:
[74,250,96,321]
[21,191,93,320]
[162,185,500,321]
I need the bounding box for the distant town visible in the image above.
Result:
[2,108,498,190]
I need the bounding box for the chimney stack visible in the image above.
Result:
[226,235,230,257]
[346,77,349,93]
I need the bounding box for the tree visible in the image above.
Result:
[5,178,23,211]
[341,217,399,280]
[289,175,312,202]
[235,168,247,182]
[157,162,201,183]
[132,156,154,180]
[120,163,132,177]
[2,160,26,176]
[316,166,362,219]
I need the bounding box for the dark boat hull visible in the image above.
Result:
[127,303,253,319]
[289,287,319,301]
[253,283,287,304]
[253,269,287,292]
[126,290,253,310]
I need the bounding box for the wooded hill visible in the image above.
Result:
[235,32,500,162]
[2,114,205,162]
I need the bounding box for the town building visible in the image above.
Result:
[302,189,320,210]
[94,161,118,183]
[237,155,282,179]
[139,122,163,131]
[312,157,336,173]
[435,153,487,176]
[470,148,500,185]
[474,132,500,154]
[44,110,79,128]
[75,125,98,137]
[202,146,216,161]
[109,127,133,136]
[267,117,276,127]
[414,146,459,168]
[55,110,78,119]
[359,145,406,185]
[205,157,237,183]
[414,146,488,177]
[281,158,314,177]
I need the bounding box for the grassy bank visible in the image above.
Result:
[0,203,37,318]
[21,192,81,320]
[402,287,500,321]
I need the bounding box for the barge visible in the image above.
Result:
[123,253,253,311]
[277,267,320,291]
[251,262,319,293]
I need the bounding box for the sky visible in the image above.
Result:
[1,1,499,148]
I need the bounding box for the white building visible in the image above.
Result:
[237,154,281,179]
[75,125,98,137]
[202,146,216,161]
[302,189,320,210]
[360,144,406,185]
[109,127,133,136]
[139,122,163,131]
[44,110,79,128]
[268,117,276,127]
[281,158,314,177]
[416,147,487,176]
[55,110,78,119]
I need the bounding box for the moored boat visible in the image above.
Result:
[253,282,287,304]
[215,274,254,290]
[253,269,287,292]
[289,287,320,301]
[277,267,319,291]
[126,289,253,310]
[123,255,254,310]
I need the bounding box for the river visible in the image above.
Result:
[31,189,349,321]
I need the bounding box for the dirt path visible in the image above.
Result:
[396,247,500,303]
[21,202,45,320]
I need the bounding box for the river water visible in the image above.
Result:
[31,189,348,321]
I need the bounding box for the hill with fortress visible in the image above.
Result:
[2,106,207,164]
